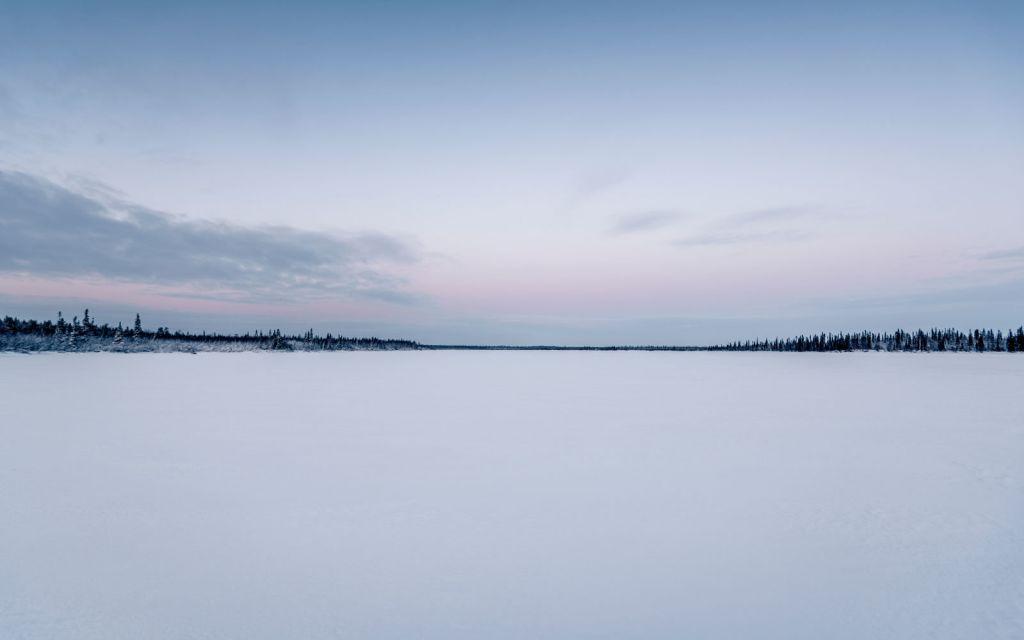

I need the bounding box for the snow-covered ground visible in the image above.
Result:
[1,352,1022,639]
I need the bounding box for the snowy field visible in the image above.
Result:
[1,352,1022,640]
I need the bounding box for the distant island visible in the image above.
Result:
[2,310,1022,353]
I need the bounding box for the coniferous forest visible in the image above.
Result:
[0,310,418,352]
[1,310,1022,353]
[706,328,1024,353]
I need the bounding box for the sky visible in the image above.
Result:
[1,0,1022,344]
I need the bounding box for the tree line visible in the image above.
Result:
[0,310,419,352]
[708,327,1024,352]
[2,310,1022,353]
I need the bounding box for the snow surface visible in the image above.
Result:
[1,351,1022,639]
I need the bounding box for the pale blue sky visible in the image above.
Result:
[1,1,1022,343]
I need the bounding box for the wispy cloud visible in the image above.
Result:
[673,229,808,247]
[980,245,1024,261]
[0,170,422,304]
[608,210,681,235]
[727,206,814,225]
[574,167,630,199]
[674,204,818,247]
[562,167,632,212]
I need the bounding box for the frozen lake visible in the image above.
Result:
[1,352,1022,639]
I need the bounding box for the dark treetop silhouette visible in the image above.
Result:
[2,311,1022,353]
